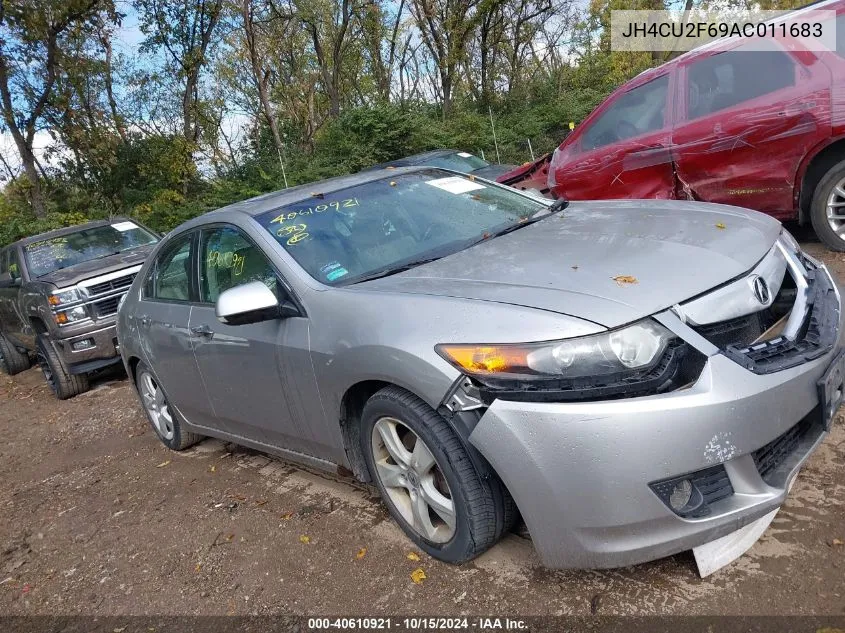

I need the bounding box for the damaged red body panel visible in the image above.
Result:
[499,1,845,231]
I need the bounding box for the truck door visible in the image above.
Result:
[552,73,676,201]
[672,40,831,217]
[0,248,27,346]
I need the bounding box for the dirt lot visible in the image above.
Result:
[1,232,844,617]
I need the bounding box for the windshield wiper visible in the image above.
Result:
[351,254,449,284]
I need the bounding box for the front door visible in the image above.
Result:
[0,248,27,346]
[188,225,318,456]
[556,73,675,200]
[672,40,831,216]
[135,231,213,428]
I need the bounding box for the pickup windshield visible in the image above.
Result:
[25,222,158,277]
[256,169,548,285]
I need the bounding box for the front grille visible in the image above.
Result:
[87,272,136,296]
[695,464,735,507]
[695,267,838,375]
[93,295,121,317]
[752,416,817,485]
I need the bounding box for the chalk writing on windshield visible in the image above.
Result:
[270,198,359,225]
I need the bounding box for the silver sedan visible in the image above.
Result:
[117,166,844,571]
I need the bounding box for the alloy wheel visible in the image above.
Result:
[371,416,456,543]
[139,371,175,440]
[825,175,845,236]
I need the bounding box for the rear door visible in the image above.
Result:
[188,224,319,456]
[0,248,26,345]
[672,40,832,216]
[136,231,214,428]
[555,73,676,200]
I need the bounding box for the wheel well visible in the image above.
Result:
[29,318,48,336]
[800,138,845,224]
[126,356,142,384]
[338,380,391,483]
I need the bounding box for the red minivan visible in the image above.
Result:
[499,0,845,249]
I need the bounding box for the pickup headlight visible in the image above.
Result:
[54,306,88,325]
[436,320,674,382]
[48,288,81,306]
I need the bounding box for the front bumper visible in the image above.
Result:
[52,323,122,374]
[468,264,842,570]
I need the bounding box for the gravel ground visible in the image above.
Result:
[0,231,843,617]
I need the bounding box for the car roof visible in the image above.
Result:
[366,149,463,170]
[13,218,135,248]
[197,165,447,221]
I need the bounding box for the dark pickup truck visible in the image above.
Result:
[0,219,159,399]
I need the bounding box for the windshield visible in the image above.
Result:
[256,169,547,285]
[25,221,158,277]
[424,152,489,173]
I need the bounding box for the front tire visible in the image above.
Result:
[361,385,502,563]
[135,362,201,451]
[0,332,31,375]
[36,334,88,399]
[810,159,845,251]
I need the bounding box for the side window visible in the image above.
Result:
[148,234,193,302]
[199,226,277,304]
[7,249,21,281]
[836,13,845,58]
[687,45,795,120]
[581,75,669,151]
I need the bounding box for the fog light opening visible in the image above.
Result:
[71,338,95,352]
[669,479,693,511]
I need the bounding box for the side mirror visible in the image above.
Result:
[215,280,298,326]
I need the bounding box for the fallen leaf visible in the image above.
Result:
[310,192,324,199]
[410,568,426,584]
[406,552,421,561]
[356,548,367,560]
[468,174,476,181]
[209,465,216,473]
[21,583,31,594]
[715,222,726,229]
[299,535,311,544]
[225,533,235,542]
[155,460,171,468]
[280,512,294,520]
[612,275,638,286]
[832,538,844,546]
[390,181,397,187]
[254,500,268,507]
[195,563,202,572]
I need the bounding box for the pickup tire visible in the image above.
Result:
[0,332,31,375]
[810,159,845,252]
[360,386,503,564]
[36,334,89,399]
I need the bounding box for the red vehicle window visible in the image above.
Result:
[686,46,795,120]
[582,75,669,151]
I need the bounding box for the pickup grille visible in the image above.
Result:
[87,273,136,296]
[93,295,121,318]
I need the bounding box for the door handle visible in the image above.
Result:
[139,315,151,326]
[190,324,214,339]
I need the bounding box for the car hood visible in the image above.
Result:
[360,200,781,329]
[37,244,155,288]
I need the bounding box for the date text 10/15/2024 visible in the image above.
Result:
[307,618,528,630]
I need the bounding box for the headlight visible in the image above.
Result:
[436,320,674,381]
[49,288,81,306]
[55,305,88,325]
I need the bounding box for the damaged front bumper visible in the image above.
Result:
[466,257,843,570]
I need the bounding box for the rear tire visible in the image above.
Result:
[135,361,202,451]
[809,159,845,252]
[0,332,31,375]
[36,334,88,399]
[361,385,503,563]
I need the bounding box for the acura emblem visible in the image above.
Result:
[752,276,771,305]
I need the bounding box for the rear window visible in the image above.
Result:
[686,44,795,120]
